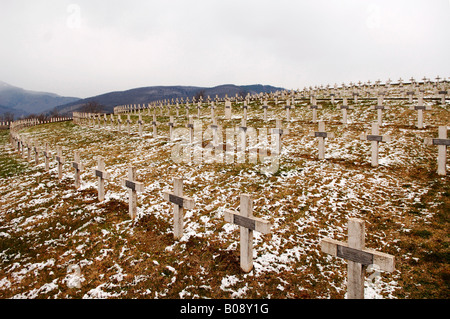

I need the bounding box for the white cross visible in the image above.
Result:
[225,100,232,120]
[360,122,391,167]
[138,114,144,137]
[34,144,40,165]
[321,218,395,299]
[310,121,334,160]
[43,143,52,172]
[94,156,110,201]
[55,146,65,180]
[152,114,158,138]
[163,177,195,240]
[409,94,431,129]
[223,194,272,273]
[370,96,389,126]
[122,165,144,219]
[262,100,269,122]
[340,98,354,124]
[309,97,322,123]
[424,126,449,176]
[168,116,174,141]
[72,151,84,189]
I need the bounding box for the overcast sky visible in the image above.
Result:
[1,0,449,98]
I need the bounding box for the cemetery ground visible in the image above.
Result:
[0,98,449,299]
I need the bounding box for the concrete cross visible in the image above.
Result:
[309,98,322,123]
[94,156,110,201]
[122,165,144,219]
[117,115,122,132]
[110,114,115,130]
[126,114,132,134]
[340,98,354,125]
[360,122,391,167]
[262,100,269,122]
[168,116,174,141]
[271,119,283,155]
[55,146,65,180]
[72,151,84,189]
[152,114,158,138]
[210,102,215,119]
[138,114,144,137]
[34,143,40,165]
[285,101,291,121]
[311,121,334,160]
[409,94,431,129]
[43,143,52,172]
[225,100,232,120]
[370,96,389,126]
[424,126,449,176]
[223,194,272,272]
[320,218,395,299]
[163,177,195,240]
[197,102,202,119]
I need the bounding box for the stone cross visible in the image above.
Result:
[237,117,248,160]
[34,143,40,165]
[271,119,283,155]
[138,114,144,137]
[122,165,144,219]
[309,98,322,123]
[152,114,158,137]
[26,141,32,162]
[360,122,391,167]
[43,143,52,172]
[126,114,132,134]
[210,102,215,119]
[225,100,232,119]
[311,121,334,160]
[110,114,115,130]
[72,151,84,189]
[320,218,395,299]
[370,96,389,126]
[117,115,122,132]
[168,116,174,141]
[94,156,110,201]
[210,118,220,148]
[186,116,194,143]
[163,177,195,240]
[340,98,354,125]
[223,194,272,272]
[438,88,448,104]
[409,94,431,129]
[197,102,202,118]
[424,126,449,176]
[55,146,65,180]
[262,100,269,122]
[285,101,291,121]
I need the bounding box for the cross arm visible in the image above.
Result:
[320,238,395,272]
[424,138,450,146]
[223,209,272,234]
[163,191,195,209]
[359,134,391,142]
[122,179,144,192]
[94,169,111,180]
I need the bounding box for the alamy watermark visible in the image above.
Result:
[169,119,282,174]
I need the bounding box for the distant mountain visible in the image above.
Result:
[54,84,284,115]
[0,81,80,117]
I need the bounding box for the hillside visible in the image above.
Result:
[0,81,80,116]
[54,84,285,115]
[1,84,449,299]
